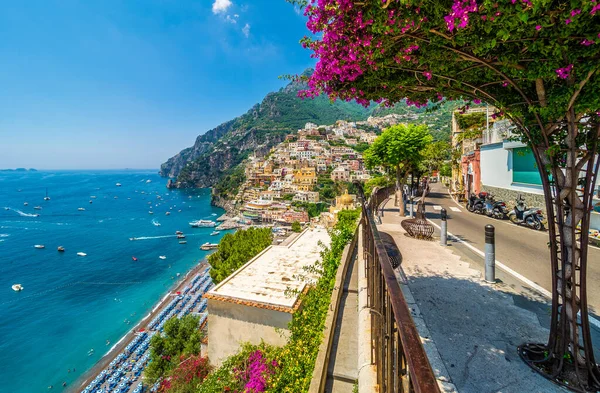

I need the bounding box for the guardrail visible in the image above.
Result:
[358,185,440,393]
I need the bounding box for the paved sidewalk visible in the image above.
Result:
[378,199,565,393]
[325,247,358,392]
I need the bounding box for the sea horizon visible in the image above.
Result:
[0,170,224,392]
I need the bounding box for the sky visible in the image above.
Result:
[0,0,313,169]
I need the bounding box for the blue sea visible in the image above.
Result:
[0,170,224,393]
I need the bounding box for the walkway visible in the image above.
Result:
[377,198,566,393]
[325,247,358,392]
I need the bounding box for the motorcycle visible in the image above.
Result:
[466,192,486,214]
[508,195,545,230]
[483,195,509,219]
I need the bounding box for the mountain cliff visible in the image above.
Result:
[160,70,457,193]
[160,73,370,189]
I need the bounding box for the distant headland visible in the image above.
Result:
[0,168,37,172]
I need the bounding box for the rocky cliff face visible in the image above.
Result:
[160,71,371,190]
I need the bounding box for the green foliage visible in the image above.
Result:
[213,164,246,198]
[145,315,204,383]
[440,163,452,177]
[291,221,302,233]
[291,202,329,218]
[455,112,486,131]
[364,124,432,182]
[208,228,273,284]
[199,343,282,393]
[422,141,451,173]
[352,142,371,153]
[282,193,295,201]
[364,175,394,198]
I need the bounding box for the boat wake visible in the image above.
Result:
[151,219,161,227]
[4,208,39,218]
[130,233,199,241]
[0,234,9,238]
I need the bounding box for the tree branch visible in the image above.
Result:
[566,68,597,112]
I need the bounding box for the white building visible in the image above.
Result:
[205,228,331,366]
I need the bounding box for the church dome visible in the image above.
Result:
[340,191,353,206]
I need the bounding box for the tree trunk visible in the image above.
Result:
[396,166,405,216]
[519,114,600,392]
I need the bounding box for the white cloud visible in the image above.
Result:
[242,23,250,38]
[225,14,237,24]
[212,0,232,14]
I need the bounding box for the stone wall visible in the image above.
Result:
[481,184,548,214]
[207,299,291,366]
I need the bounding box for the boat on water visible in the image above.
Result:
[175,231,183,235]
[33,206,42,210]
[44,188,50,201]
[78,207,86,211]
[146,180,152,183]
[210,231,220,236]
[3,207,8,211]
[23,202,28,206]
[132,256,138,261]
[159,255,167,260]
[189,220,216,228]
[77,252,87,257]
[129,237,138,241]
[153,221,161,227]
[179,240,187,244]
[89,200,93,204]
[116,183,122,187]
[12,284,23,292]
[34,244,45,249]
[57,246,65,252]
[177,234,186,239]
[90,195,97,199]
[165,212,171,216]
[200,242,219,251]
[149,211,154,215]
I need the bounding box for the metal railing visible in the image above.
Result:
[358,185,440,393]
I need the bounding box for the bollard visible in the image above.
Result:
[409,196,414,218]
[485,224,496,283]
[440,208,448,246]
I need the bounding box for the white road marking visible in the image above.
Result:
[433,205,442,211]
[443,188,600,251]
[449,207,461,212]
[427,219,600,330]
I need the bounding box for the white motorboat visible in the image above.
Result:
[146,180,152,183]
[200,242,219,250]
[12,284,23,292]
[34,244,45,249]
[23,202,28,206]
[116,183,122,187]
[90,196,97,199]
[210,231,220,236]
[179,240,187,244]
[159,255,167,260]
[78,207,86,211]
[189,220,216,228]
[149,211,154,215]
[165,212,171,216]
[153,221,161,227]
[44,188,50,201]
[33,206,42,210]
[77,252,87,257]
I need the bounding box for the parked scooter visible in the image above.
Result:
[483,194,509,219]
[508,195,545,230]
[466,192,486,214]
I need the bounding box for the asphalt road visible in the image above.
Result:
[422,183,600,315]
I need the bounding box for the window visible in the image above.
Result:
[512,147,542,185]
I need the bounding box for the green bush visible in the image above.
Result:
[208,227,273,284]
[291,221,302,233]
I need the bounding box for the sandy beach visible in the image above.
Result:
[69,260,210,393]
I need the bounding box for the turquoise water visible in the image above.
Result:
[0,170,224,392]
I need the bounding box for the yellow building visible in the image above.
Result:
[293,167,317,190]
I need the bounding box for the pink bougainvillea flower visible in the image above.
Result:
[502,81,509,87]
[473,99,482,104]
[592,4,600,15]
[581,39,595,46]
[565,18,571,24]
[556,64,574,79]
[571,9,581,17]
[535,25,542,30]
[423,71,432,80]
